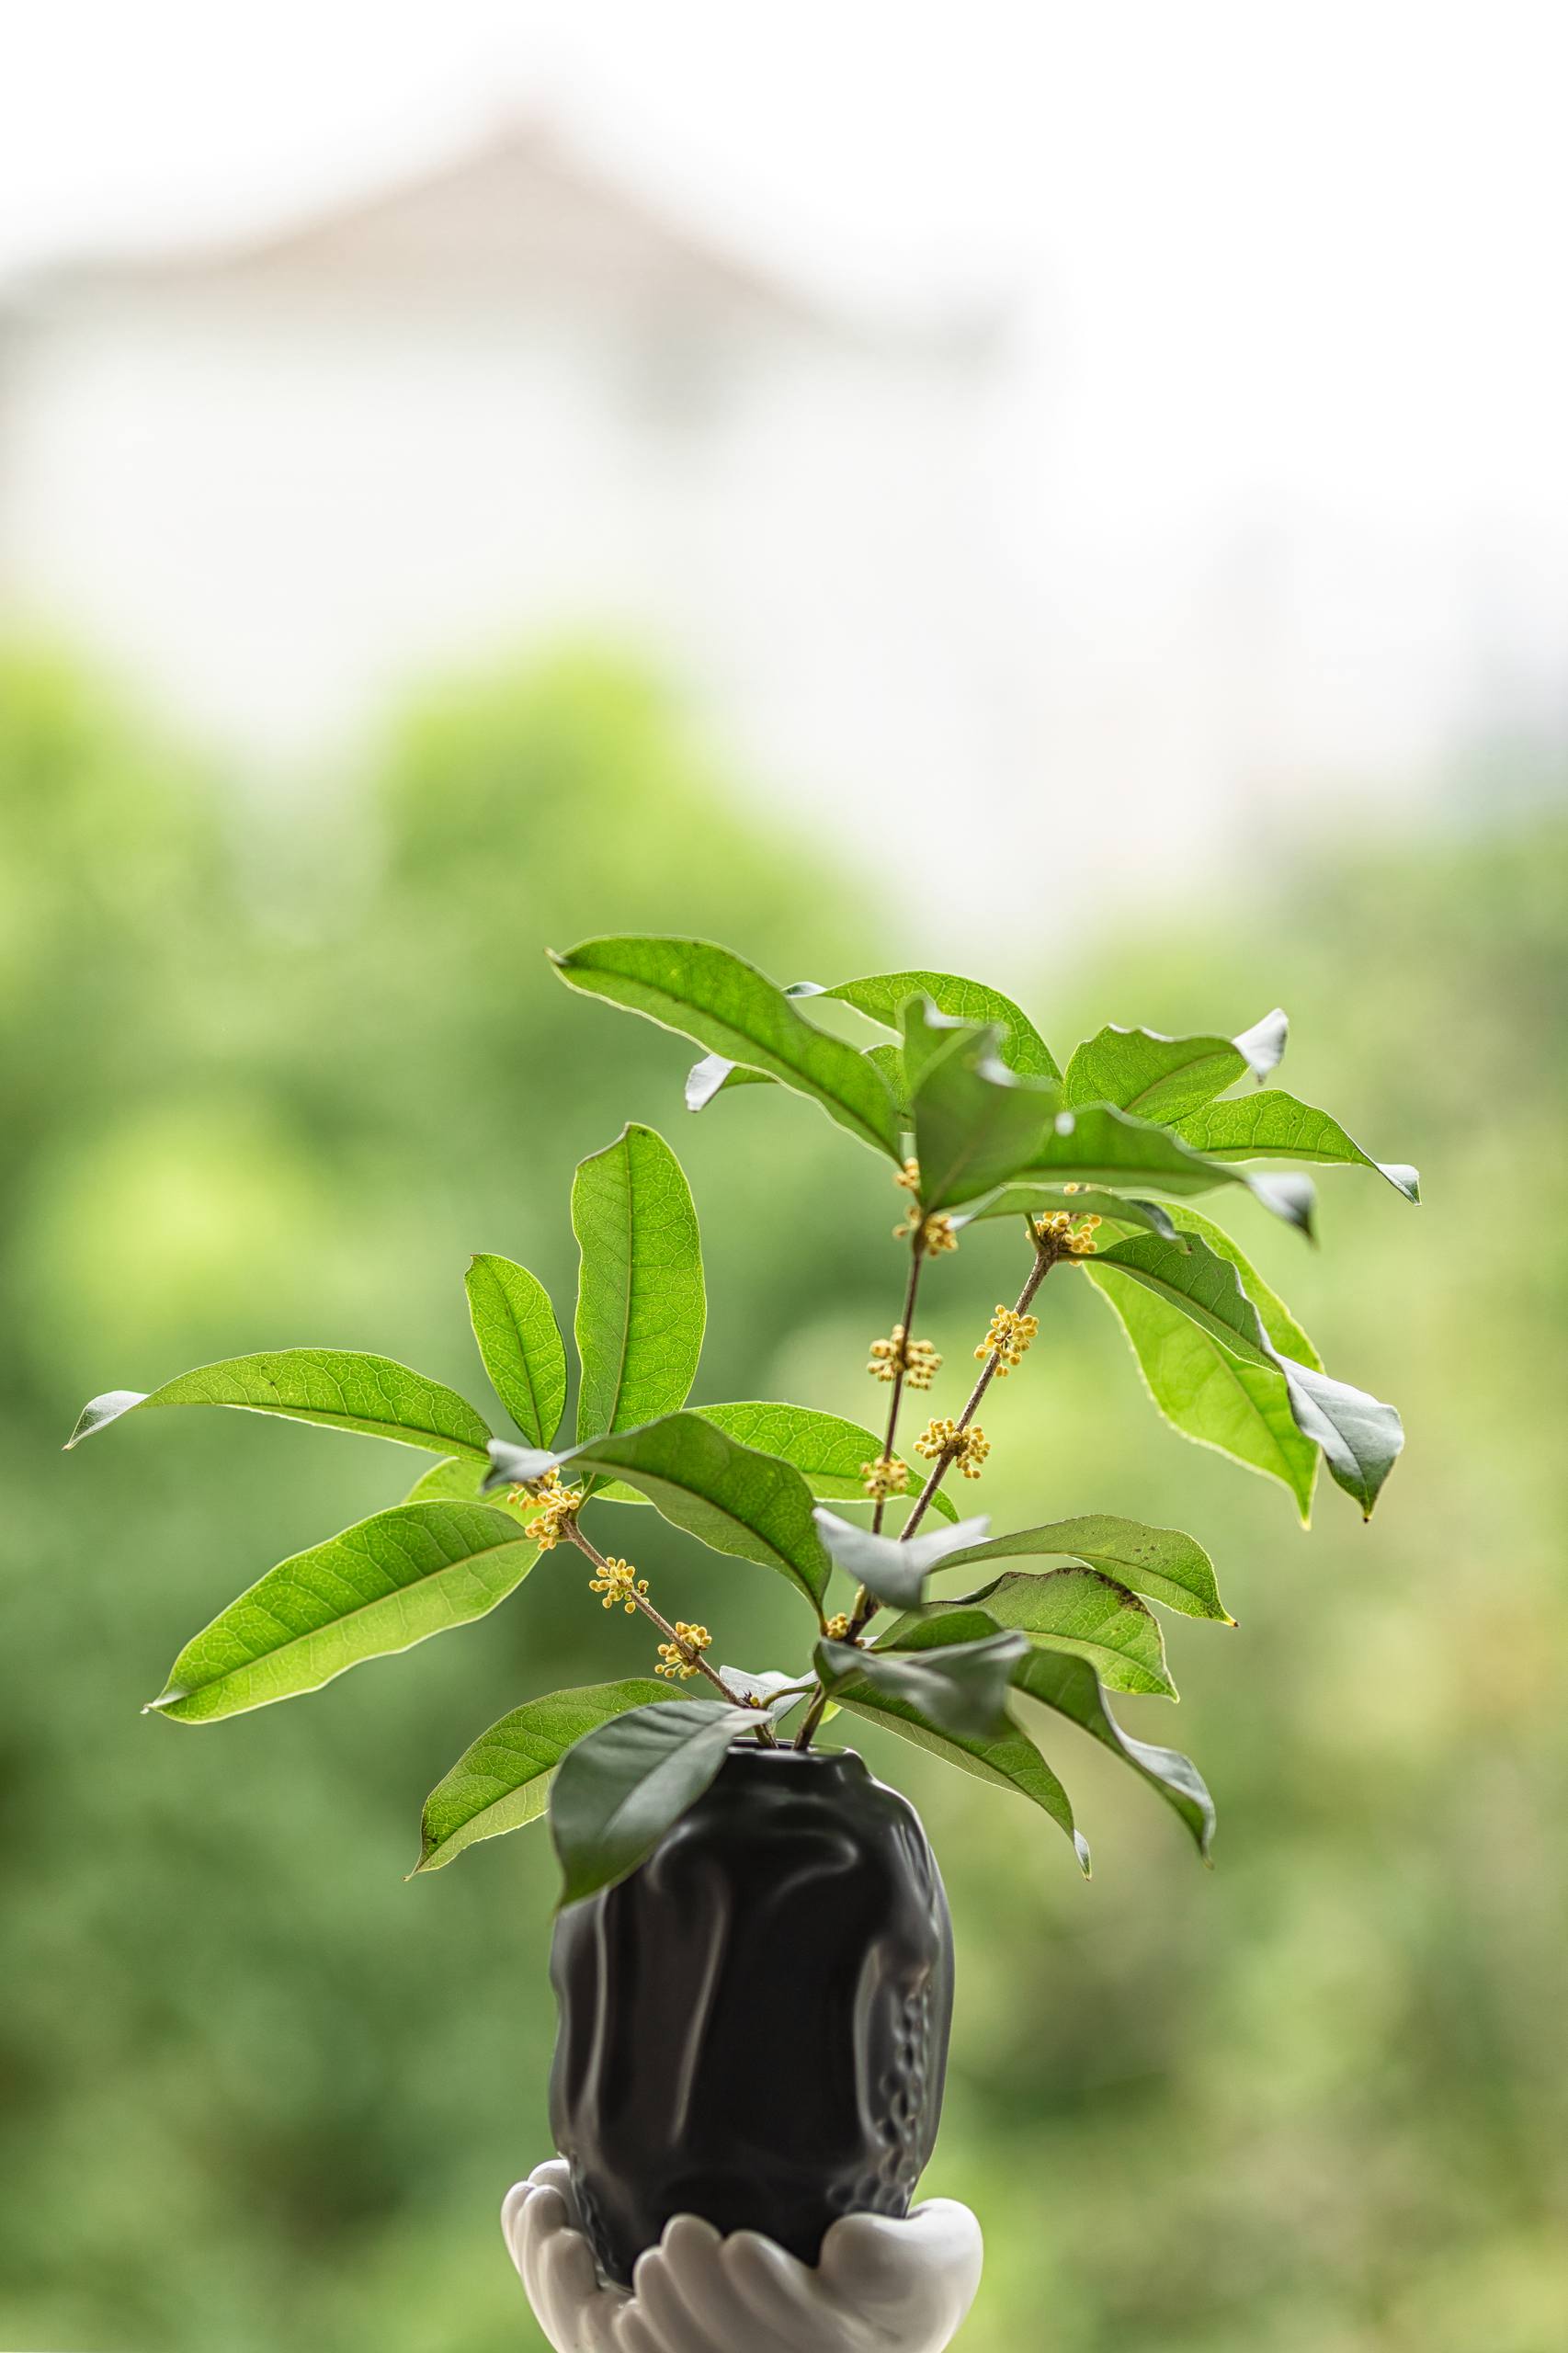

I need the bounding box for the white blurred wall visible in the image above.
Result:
[1,1,1564,950]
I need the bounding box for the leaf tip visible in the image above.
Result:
[1074,1832,1093,1879]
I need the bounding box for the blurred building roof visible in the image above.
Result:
[18,119,861,339]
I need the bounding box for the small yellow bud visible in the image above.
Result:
[588,1555,650,1612]
[913,1419,990,1477]
[524,1469,585,1552]
[860,1453,910,1501]
[655,1622,712,1679]
[866,1325,942,1389]
[975,1303,1040,1375]
[824,1612,853,1642]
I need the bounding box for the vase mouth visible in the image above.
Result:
[720,1742,867,1774]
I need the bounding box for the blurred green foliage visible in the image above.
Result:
[2,642,1563,2351]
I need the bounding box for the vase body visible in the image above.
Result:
[548,1745,954,2285]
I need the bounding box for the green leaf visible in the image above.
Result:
[1175,1091,1419,1201]
[823,970,1060,1080]
[1276,1357,1404,1518]
[1085,1205,1321,1519]
[465,1255,567,1448]
[65,1348,492,1458]
[487,1411,834,1615]
[551,937,903,1157]
[714,1666,815,1721]
[401,1454,533,1522]
[901,1571,1175,1697]
[812,1507,990,1609]
[1010,1646,1216,1859]
[550,1698,759,1905]
[818,1620,1026,1742]
[904,1000,1058,1212]
[1062,1010,1288,1122]
[832,1615,1090,1872]
[861,1040,910,1117]
[1011,1103,1314,1232]
[1086,1232,1277,1369]
[626,1402,954,1524]
[415,1679,682,1873]
[1063,1026,1244,1120]
[928,1513,1232,1622]
[955,1187,1182,1240]
[573,1124,706,1446]
[146,1502,538,1724]
[685,1053,777,1111]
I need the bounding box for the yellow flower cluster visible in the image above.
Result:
[975,1303,1040,1374]
[860,1453,910,1501]
[517,1469,584,1551]
[824,1612,853,1642]
[914,1419,991,1478]
[895,1210,960,1255]
[1032,1209,1102,1256]
[866,1324,942,1389]
[588,1555,649,1614]
[656,1622,712,1679]
[894,1158,923,1193]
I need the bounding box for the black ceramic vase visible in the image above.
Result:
[548,1745,954,2284]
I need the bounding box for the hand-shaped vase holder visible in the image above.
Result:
[505,2160,983,2353]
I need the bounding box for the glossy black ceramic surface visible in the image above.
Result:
[548,1744,954,2283]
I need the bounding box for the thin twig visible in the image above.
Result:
[871,1235,926,1536]
[562,1518,778,1743]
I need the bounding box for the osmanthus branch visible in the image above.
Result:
[871,1233,927,1537]
[898,1221,1062,1545]
[562,1518,778,1746]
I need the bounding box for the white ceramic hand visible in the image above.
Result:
[503,2161,983,2353]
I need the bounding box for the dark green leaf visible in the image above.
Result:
[573,1124,706,1445]
[821,969,1060,1079]
[465,1254,567,1448]
[415,1679,681,1872]
[928,1513,1231,1621]
[890,1572,1175,1698]
[904,999,1058,1212]
[595,1401,955,1523]
[1086,1232,1277,1368]
[818,1619,1026,1742]
[550,1698,759,1905]
[1085,1205,1321,1520]
[812,1507,989,1609]
[1277,1357,1404,1518]
[550,936,903,1157]
[955,1186,1182,1240]
[487,1411,833,1615]
[1011,1646,1216,1859]
[1175,1091,1419,1201]
[146,1502,538,1724]
[65,1347,492,1458]
[1011,1103,1314,1232]
[832,1616,1090,1872]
